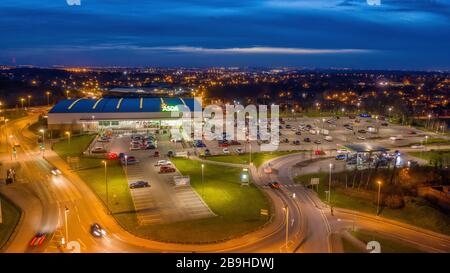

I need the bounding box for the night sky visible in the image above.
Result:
[0,0,449,69]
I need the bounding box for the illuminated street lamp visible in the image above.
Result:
[64,207,69,248]
[201,163,205,198]
[376,181,382,215]
[328,163,333,203]
[102,160,110,214]
[124,155,128,175]
[425,135,429,145]
[39,129,45,155]
[46,91,51,106]
[27,95,31,107]
[65,131,71,144]
[283,205,289,251]
[20,98,25,109]
[66,90,70,98]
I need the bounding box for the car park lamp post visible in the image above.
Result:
[65,131,71,144]
[376,181,382,215]
[201,163,205,198]
[20,98,25,109]
[124,155,128,175]
[328,163,333,204]
[425,135,429,145]
[102,160,110,214]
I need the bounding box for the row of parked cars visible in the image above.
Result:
[130,134,156,150]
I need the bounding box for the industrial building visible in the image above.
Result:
[47,97,201,134]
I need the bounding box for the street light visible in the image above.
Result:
[328,163,333,204]
[376,181,382,215]
[20,98,25,109]
[27,95,31,107]
[425,135,429,145]
[124,155,128,175]
[283,205,289,251]
[201,163,205,198]
[46,91,51,106]
[39,129,45,155]
[66,90,70,98]
[102,160,110,214]
[64,207,69,247]
[65,131,71,144]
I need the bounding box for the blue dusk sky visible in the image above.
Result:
[0,0,449,69]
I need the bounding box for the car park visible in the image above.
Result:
[90,223,106,238]
[129,181,150,189]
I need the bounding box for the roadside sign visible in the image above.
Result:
[310,178,320,185]
[260,209,269,216]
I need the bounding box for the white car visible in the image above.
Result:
[357,136,366,140]
[411,144,425,149]
[223,148,230,154]
[337,149,348,154]
[155,160,171,166]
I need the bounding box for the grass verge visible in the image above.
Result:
[206,150,303,167]
[0,195,21,249]
[294,173,450,235]
[350,230,424,253]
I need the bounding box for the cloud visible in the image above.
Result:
[148,46,373,54]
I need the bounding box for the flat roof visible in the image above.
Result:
[343,143,389,153]
[49,97,201,114]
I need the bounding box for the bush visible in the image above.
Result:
[385,195,405,209]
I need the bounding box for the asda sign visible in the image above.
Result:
[161,104,179,112]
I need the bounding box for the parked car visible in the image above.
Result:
[295,131,302,135]
[159,166,176,173]
[155,160,171,166]
[204,149,211,156]
[357,136,366,140]
[335,154,347,160]
[129,181,150,189]
[293,140,300,145]
[167,150,174,157]
[357,129,367,134]
[235,148,244,154]
[223,148,230,154]
[314,140,322,144]
[91,147,107,153]
[303,137,311,142]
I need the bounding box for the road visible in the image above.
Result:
[0,112,304,253]
[263,153,450,253]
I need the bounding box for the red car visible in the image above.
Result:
[154,150,160,157]
[219,143,229,147]
[107,152,118,160]
[159,166,176,173]
[314,150,325,155]
[29,233,47,247]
